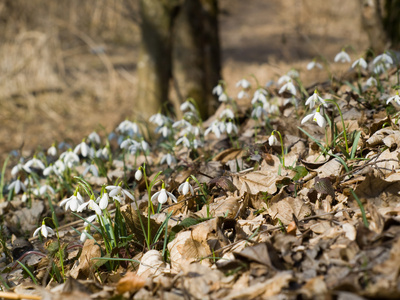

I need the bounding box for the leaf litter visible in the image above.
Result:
[2,56,400,300]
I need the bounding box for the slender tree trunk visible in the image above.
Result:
[383,0,400,49]
[172,0,221,119]
[136,0,178,121]
[359,0,388,54]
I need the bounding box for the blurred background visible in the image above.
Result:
[0,0,388,162]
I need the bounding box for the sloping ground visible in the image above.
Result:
[0,0,368,164]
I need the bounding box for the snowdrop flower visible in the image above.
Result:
[53,160,66,176]
[33,221,55,238]
[226,121,238,135]
[277,75,292,86]
[351,57,367,69]
[268,132,278,146]
[80,229,89,243]
[8,179,26,194]
[205,120,223,138]
[59,191,84,212]
[287,69,299,78]
[160,153,176,167]
[11,163,31,177]
[387,91,400,106]
[88,132,101,144]
[149,113,170,127]
[60,151,80,168]
[176,135,191,148]
[279,80,297,96]
[307,60,323,70]
[96,193,109,210]
[305,90,328,109]
[120,138,138,150]
[251,105,268,119]
[24,157,45,170]
[155,125,172,138]
[135,169,143,181]
[173,119,191,130]
[74,139,90,157]
[180,100,197,112]
[117,120,140,137]
[373,52,393,66]
[219,108,235,120]
[218,93,229,102]
[82,163,99,177]
[77,198,102,215]
[251,88,268,105]
[301,106,326,128]
[33,185,55,196]
[105,185,134,203]
[212,83,224,96]
[151,184,177,204]
[236,79,251,89]
[47,144,57,156]
[83,215,97,227]
[237,90,248,99]
[178,179,194,196]
[334,50,351,63]
[365,77,377,88]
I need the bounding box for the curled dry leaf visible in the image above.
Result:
[267,196,313,225]
[69,239,101,279]
[137,250,168,279]
[342,223,356,241]
[116,272,145,294]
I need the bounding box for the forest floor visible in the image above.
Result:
[4,1,400,300]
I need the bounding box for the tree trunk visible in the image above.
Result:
[359,0,388,54]
[172,0,221,119]
[136,0,220,121]
[136,0,178,121]
[383,0,400,50]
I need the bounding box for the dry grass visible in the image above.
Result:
[0,0,368,164]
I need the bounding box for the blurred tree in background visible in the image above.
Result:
[360,0,400,54]
[136,0,221,120]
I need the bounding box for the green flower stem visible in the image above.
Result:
[326,99,349,154]
[274,130,285,168]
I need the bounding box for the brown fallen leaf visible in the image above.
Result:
[69,239,101,279]
[116,272,146,294]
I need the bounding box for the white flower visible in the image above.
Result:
[82,163,99,177]
[277,75,291,86]
[365,77,377,88]
[8,179,26,194]
[59,192,84,212]
[178,180,194,196]
[160,153,176,167]
[387,92,400,106]
[83,215,97,227]
[236,79,251,89]
[287,69,299,78]
[279,80,297,96]
[251,88,268,105]
[151,188,177,204]
[219,108,235,120]
[135,169,143,181]
[180,101,197,112]
[251,106,267,119]
[305,91,328,109]
[226,121,238,135]
[80,229,89,243]
[11,163,31,177]
[205,120,224,138]
[268,133,278,146]
[373,53,393,66]
[117,120,140,137]
[351,58,367,69]
[301,110,326,128]
[60,151,80,168]
[237,90,248,99]
[77,199,102,215]
[307,61,323,70]
[334,50,351,63]
[88,132,101,144]
[218,93,229,102]
[212,84,223,96]
[97,193,109,210]
[47,145,57,156]
[74,140,90,157]
[155,125,171,138]
[105,185,134,203]
[33,185,55,196]
[33,223,55,238]
[176,136,191,148]
[24,157,45,170]
[149,113,170,127]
